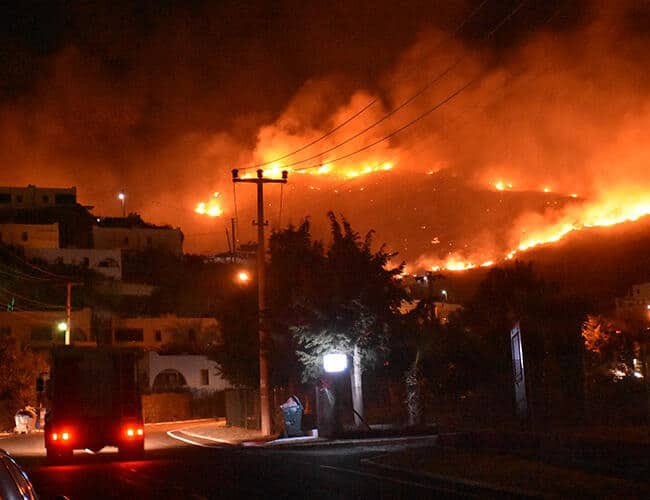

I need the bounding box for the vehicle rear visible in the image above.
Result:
[44,347,144,461]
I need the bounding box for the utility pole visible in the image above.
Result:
[65,282,82,346]
[231,217,237,263]
[232,168,287,436]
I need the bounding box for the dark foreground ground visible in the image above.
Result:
[0,423,463,499]
[3,422,650,499]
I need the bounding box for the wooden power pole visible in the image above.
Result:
[232,168,288,436]
[65,282,82,346]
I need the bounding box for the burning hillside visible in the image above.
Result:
[0,1,648,268]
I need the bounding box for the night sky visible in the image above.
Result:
[1,1,648,266]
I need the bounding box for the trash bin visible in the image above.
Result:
[14,408,36,434]
[280,395,304,437]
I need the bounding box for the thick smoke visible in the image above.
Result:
[0,1,648,263]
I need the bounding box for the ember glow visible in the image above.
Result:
[418,194,650,273]
[239,161,394,180]
[195,192,223,217]
[493,181,513,191]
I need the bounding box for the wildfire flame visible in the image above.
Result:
[422,196,650,273]
[239,161,394,180]
[195,192,223,217]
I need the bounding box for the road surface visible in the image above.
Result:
[0,422,454,499]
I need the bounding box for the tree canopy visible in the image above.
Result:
[272,213,405,382]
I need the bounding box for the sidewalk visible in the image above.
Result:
[177,422,266,445]
[179,421,439,448]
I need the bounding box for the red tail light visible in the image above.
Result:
[124,426,144,438]
[51,431,71,442]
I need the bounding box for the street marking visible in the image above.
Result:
[175,429,233,445]
[166,430,215,448]
[146,418,219,427]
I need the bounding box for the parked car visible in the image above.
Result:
[0,449,38,499]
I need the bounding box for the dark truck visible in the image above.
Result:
[42,346,144,461]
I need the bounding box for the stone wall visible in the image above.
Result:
[142,392,192,423]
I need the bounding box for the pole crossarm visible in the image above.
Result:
[232,168,288,185]
[231,167,288,436]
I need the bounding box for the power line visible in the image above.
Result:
[294,79,476,172]
[0,246,70,281]
[290,0,528,174]
[0,285,65,310]
[239,0,491,173]
[237,98,379,171]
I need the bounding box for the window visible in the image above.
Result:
[188,328,196,342]
[82,257,90,267]
[0,193,10,203]
[200,369,209,386]
[42,195,50,203]
[30,326,52,342]
[55,193,75,205]
[123,236,129,245]
[16,194,23,203]
[146,236,153,247]
[21,232,28,242]
[152,369,187,392]
[155,330,162,342]
[114,328,144,342]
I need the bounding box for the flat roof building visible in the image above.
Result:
[0,185,77,209]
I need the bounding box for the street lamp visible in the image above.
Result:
[56,321,67,333]
[117,192,126,217]
[323,353,348,373]
[237,271,251,284]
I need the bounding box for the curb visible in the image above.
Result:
[361,456,542,498]
[176,429,241,445]
[252,433,439,449]
[145,418,223,427]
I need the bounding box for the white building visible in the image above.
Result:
[144,351,230,393]
[615,283,650,322]
[93,218,183,256]
[112,314,220,350]
[0,223,59,249]
[24,247,122,279]
[0,308,95,348]
[0,185,77,209]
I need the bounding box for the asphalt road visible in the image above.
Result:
[0,423,455,499]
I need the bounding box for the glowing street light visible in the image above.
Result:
[323,353,348,373]
[117,192,126,216]
[237,271,251,283]
[57,321,67,333]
